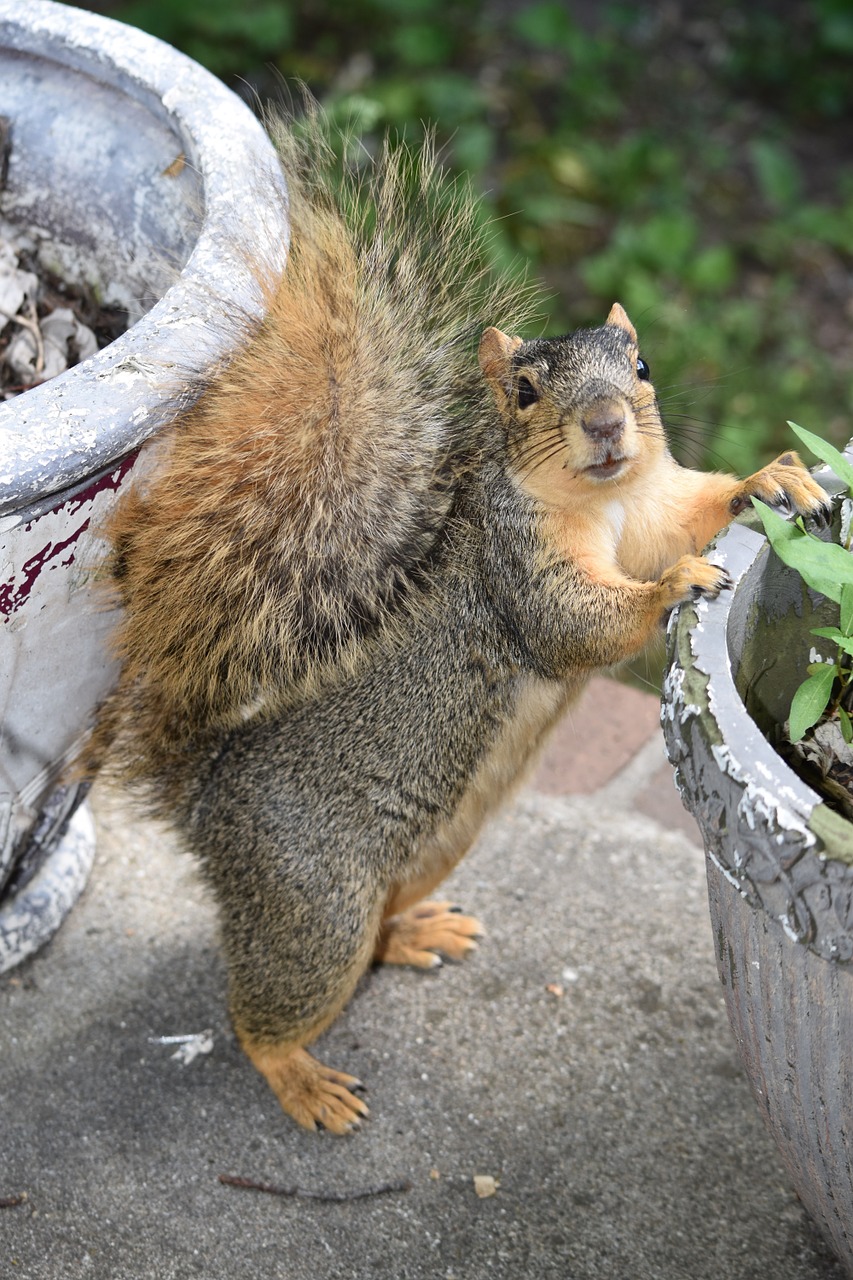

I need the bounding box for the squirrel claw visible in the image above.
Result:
[688,566,731,602]
[770,491,794,518]
[238,1041,369,1135]
[809,499,833,530]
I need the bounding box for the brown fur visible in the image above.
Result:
[89,116,831,1133]
[87,115,541,795]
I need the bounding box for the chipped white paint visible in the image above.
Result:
[659,663,702,727]
[779,914,802,943]
[707,848,747,896]
[842,497,853,547]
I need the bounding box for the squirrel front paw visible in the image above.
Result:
[657,555,731,612]
[732,451,833,527]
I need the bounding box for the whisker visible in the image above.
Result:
[537,444,573,475]
[517,438,567,476]
[666,434,738,472]
[519,437,581,478]
[654,384,721,402]
[515,432,565,470]
[514,430,560,460]
[655,362,757,391]
[625,668,665,695]
[659,409,724,431]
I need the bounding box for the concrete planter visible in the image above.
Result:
[0,0,288,970]
[663,494,853,1275]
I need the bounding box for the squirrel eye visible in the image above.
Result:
[636,356,650,381]
[516,376,539,409]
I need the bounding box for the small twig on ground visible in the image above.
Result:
[218,1173,411,1202]
[0,1193,27,1209]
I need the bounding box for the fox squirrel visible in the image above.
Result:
[89,107,830,1133]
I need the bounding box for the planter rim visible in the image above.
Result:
[663,460,853,960]
[665,462,853,861]
[665,519,822,826]
[0,0,289,517]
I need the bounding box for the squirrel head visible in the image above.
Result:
[478,303,667,509]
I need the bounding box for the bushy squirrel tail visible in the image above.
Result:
[88,101,542,791]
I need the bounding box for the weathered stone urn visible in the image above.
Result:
[663,485,853,1275]
[0,0,289,970]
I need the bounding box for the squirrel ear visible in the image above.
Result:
[479,327,523,399]
[606,303,638,344]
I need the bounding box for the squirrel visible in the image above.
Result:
[87,105,831,1134]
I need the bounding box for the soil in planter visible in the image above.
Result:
[0,117,129,398]
[0,229,129,398]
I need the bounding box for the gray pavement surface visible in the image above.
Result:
[1,723,846,1280]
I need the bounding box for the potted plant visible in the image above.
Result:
[663,428,853,1274]
[0,0,289,971]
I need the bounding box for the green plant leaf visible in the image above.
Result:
[842,582,853,635]
[749,138,801,212]
[789,663,836,741]
[811,626,853,656]
[391,23,454,67]
[687,244,737,293]
[788,421,853,492]
[752,499,853,604]
[512,2,576,50]
[840,707,853,744]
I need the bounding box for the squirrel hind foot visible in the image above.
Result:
[375,900,484,968]
[239,1041,368,1134]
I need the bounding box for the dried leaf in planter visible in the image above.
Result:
[0,242,36,321]
[44,306,98,361]
[5,322,45,382]
[6,303,99,385]
[779,719,853,821]
[0,226,128,397]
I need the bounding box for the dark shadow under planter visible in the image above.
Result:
[663,492,853,1276]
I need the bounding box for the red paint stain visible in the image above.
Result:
[0,452,137,618]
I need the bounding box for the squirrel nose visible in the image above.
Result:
[581,402,626,443]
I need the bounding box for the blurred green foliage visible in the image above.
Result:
[93,0,853,476]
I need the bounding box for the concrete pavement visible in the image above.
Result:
[1,676,845,1280]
